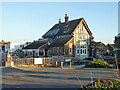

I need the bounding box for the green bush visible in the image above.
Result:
[86,59,109,68]
[83,79,120,89]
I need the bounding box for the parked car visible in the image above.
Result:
[64,59,72,62]
[71,58,79,63]
[84,56,94,60]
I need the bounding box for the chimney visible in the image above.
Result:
[59,18,61,23]
[65,14,69,24]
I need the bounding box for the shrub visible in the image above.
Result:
[83,79,120,89]
[86,59,109,68]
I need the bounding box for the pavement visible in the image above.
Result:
[1,66,117,89]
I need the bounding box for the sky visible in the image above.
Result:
[1,2,118,44]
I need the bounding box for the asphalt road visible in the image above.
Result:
[1,67,117,89]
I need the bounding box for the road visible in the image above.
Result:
[2,67,116,89]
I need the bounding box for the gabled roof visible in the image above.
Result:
[49,35,73,47]
[43,18,93,38]
[107,44,114,48]
[91,41,102,48]
[100,42,107,48]
[107,44,114,51]
[23,39,48,49]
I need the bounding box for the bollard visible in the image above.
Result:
[61,62,63,68]
[56,61,57,67]
[70,62,71,69]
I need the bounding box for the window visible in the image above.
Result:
[53,48,54,53]
[36,53,38,56]
[60,48,62,53]
[30,52,32,55]
[69,44,72,54]
[69,48,72,54]
[80,49,82,54]
[27,52,29,55]
[80,45,87,55]
[80,36,84,40]
[85,49,86,54]
[76,46,79,55]
[57,47,59,53]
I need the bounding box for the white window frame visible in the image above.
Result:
[76,46,79,55]
[80,45,87,55]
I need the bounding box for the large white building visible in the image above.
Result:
[10,41,32,53]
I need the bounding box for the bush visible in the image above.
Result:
[82,79,120,89]
[86,59,109,68]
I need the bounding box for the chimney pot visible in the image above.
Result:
[65,14,69,24]
[59,18,61,23]
[65,14,67,17]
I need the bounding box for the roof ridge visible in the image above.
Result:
[56,18,82,25]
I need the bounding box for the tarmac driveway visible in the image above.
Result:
[2,67,117,89]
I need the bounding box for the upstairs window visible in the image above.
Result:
[80,35,84,40]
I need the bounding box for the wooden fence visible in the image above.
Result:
[11,56,64,66]
[43,57,54,64]
[13,58,34,66]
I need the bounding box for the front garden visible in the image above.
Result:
[80,79,120,89]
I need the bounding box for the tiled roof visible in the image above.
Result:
[49,35,73,47]
[23,39,48,49]
[43,18,92,38]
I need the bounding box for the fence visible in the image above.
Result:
[43,57,54,64]
[11,56,64,66]
[12,57,34,66]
